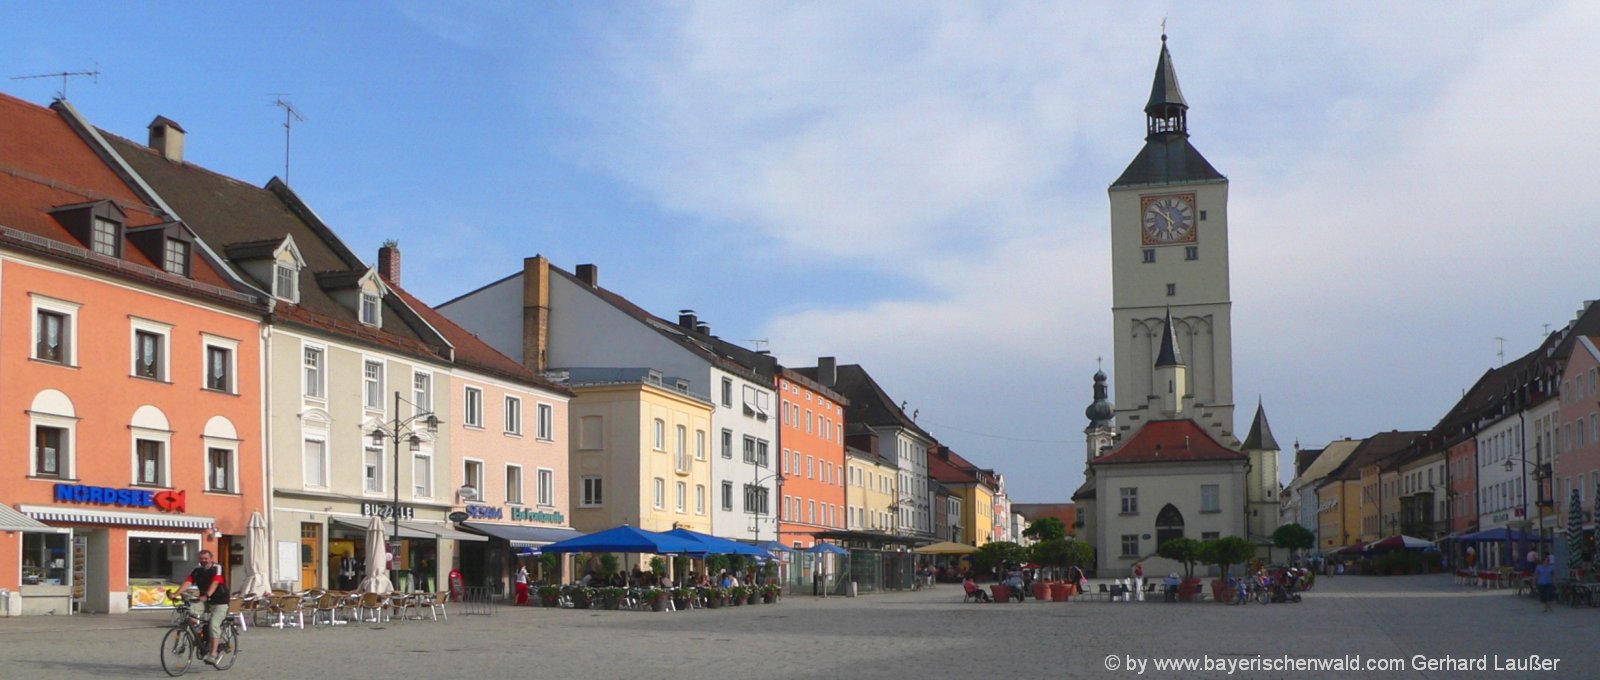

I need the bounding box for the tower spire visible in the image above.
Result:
[1145,35,1189,139]
[1155,309,1183,368]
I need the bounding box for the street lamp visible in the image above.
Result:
[369,391,441,544]
[748,471,781,542]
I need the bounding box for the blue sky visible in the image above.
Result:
[4,2,1595,503]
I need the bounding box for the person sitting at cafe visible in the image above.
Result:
[963,575,992,602]
[1163,572,1181,602]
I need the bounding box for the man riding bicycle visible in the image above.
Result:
[181,549,229,666]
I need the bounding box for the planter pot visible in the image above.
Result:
[1211,580,1234,604]
[540,594,560,608]
[602,597,622,611]
[706,596,722,609]
[1050,583,1070,602]
[747,592,759,605]
[1031,582,1052,601]
[650,597,668,612]
[1177,579,1201,602]
[672,597,691,610]
[571,595,591,610]
[990,584,1011,602]
[763,592,778,604]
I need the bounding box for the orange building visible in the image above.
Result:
[0,96,266,615]
[776,367,848,549]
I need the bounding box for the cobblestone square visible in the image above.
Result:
[0,575,1588,679]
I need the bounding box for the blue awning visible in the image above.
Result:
[462,521,585,547]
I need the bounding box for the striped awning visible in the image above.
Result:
[0,505,63,533]
[19,505,215,530]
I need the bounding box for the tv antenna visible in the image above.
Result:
[746,338,769,351]
[1495,336,1505,367]
[270,96,305,185]
[10,66,100,99]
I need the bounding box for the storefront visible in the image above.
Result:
[459,517,584,596]
[273,500,485,594]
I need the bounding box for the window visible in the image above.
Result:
[163,239,189,276]
[91,217,119,256]
[537,403,554,440]
[696,485,706,514]
[413,448,433,497]
[207,447,235,492]
[695,430,706,461]
[579,415,602,449]
[721,378,733,407]
[676,425,689,472]
[1120,487,1138,514]
[808,500,816,524]
[675,481,686,512]
[506,465,523,505]
[653,419,666,450]
[743,436,757,464]
[1185,246,1198,261]
[1166,283,1176,296]
[413,372,432,413]
[303,439,327,488]
[1142,249,1155,263]
[805,410,813,433]
[464,460,483,497]
[653,478,665,508]
[133,329,164,380]
[34,426,64,478]
[505,397,522,435]
[364,446,384,493]
[464,387,483,428]
[721,481,733,511]
[1121,534,1139,557]
[360,293,381,326]
[133,439,166,486]
[721,429,733,459]
[302,347,325,398]
[537,468,554,506]
[1201,484,1220,513]
[364,360,385,409]
[1201,531,1220,541]
[582,477,603,507]
[274,264,298,303]
[35,309,69,364]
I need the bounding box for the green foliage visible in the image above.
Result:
[1156,538,1204,579]
[1200,537,1256,578]
[539,551,561,578]
[1272,524,1316,554]
[1022,517,1067,542]
[598,552,619,576]
[973,541,1027,576]
[1029,539,1094,570]
[649,556,667,576]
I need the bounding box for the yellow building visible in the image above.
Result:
[846,445,899,534]
[930,446,996,546]
[566,369,713,535]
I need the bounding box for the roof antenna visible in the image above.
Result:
[271,96,305,185]
[746,338,769,351]
[10,65,100,99]
[1495,336,1505,367]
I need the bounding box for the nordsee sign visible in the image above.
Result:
[54,484,187,513]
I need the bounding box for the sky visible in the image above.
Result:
[4,2,1596,503]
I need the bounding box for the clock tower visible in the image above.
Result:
[1108,35,1236,444]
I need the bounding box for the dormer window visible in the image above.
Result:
[92,218,121,257]
[360,293,381,327]
[274,264,299,303]
[162,238,190,276]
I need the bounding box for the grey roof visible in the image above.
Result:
[1242,400,1280,451]
[1145,37,1188,114]
[1111,136,1225,188]
[1155,309,1183,368]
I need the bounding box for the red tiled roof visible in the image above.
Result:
[1093,419,1246,465]
[0,94,231,289]
[388,283,572,395]
[272,303,444,361]
[928,450,978,484]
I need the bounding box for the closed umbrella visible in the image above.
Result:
[358,516,394,593]
[237,511,272,597]
[1570,488,1586,570]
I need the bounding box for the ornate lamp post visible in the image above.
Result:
[369,392,441,547]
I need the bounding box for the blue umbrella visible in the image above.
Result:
[807,542,849,555]
[663,528,767,556]
[754,540,791,554]
[537,525,705,554]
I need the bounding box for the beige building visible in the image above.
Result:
[564,368,713,536]
[846,445,898,534]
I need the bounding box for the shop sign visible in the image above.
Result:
[465,504,503,520]
[512,507,564,523]
[53,484,186,513]
[360,502,416,520]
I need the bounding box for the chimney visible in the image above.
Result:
[377,242,401,284]
[575,263,598,287]
[678,309,698,330]
[695,322,710,336]
[817,356,837,387]
[147,116,186,162]
[522,256,551,371]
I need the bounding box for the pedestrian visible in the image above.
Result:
[181,549,229,666]
[1132,561,1145,601]
[338,551,358,590]
[1534,555,1556,613]
[514,561,530,605]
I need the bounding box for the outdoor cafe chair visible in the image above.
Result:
[226,596,249,633]
[427,591,449,621]
[269,595,305,629]
[353,592,386,623]
[311,593,345,626]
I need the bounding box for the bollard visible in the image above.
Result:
[849,582,857,598]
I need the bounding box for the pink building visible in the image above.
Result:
[1555,336,1600,531]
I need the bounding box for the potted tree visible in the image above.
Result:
[644,587,670,612]
[1204,537,1256,604]
[670,587,694,610]
[704,586,725,609]
[1156,537,1204,601]
[1271,524,1316,568]
[537,585,562,607]
[762,583,781,603]
[598,586,626,610]
[1029,539,1068,600]
[564,584,593,609]
[650,556,669,583]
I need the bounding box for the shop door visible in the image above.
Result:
[300,523,321,590]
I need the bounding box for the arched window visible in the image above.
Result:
[1155,503,1185,548]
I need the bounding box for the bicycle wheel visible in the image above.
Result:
[159,627,195,677]
[214,623,239,670]
[1256,588,1270,605]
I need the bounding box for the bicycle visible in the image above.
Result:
[1226,577,1251,605]
[160,593,239,676]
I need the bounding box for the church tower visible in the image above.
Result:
[1241,400,1283,538]
[1084,368,1116,465]
[1109,35,1236,445]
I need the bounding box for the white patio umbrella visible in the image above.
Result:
[357,515,394,593]
[237,511,272,597]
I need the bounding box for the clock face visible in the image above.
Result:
[1140,193,1197,245]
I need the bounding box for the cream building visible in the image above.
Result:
[846,445,898,534]
[564,368,713,536]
